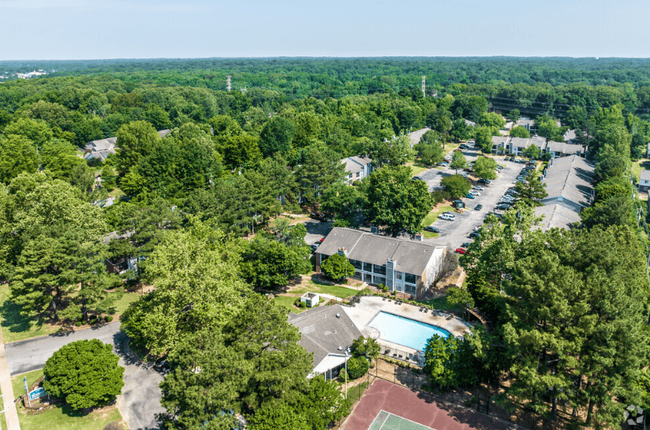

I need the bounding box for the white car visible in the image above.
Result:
[439,213,456,221]
[469,190,480,196]
[473,185,484,191]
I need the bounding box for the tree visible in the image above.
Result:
[321,181,363,226]
[0,134,38,183]
[241,237,311,289]
[450,118,474,142]
[536,115,565,142]
[294,145,345,205]
[363,166,433,236]
[472,157,498,180]
[522,144,541,160]
[116,120,160,177]
[39,138,85,181]
[345,356,369,380]
[423,335,455,389]
[475,126,497,152]
[217,134,262,170]
[452,95,488,122]
[593,145,628,183]
[514,170,547,206]
[248,401,310,430]
[351,336,380,361]
[43,339,124,410]
[321,253,355,282]
[478,112,505,129]
[446,286,475,310]
[121,222,251,355]
[3,118,53,148]
[258,116,296,158]
[581,195,635,229]
[369,135,414,167]
[508,109,521,123]
[449,150,467,174]
[441,175,471,199]
[595,176,632,201]
[509,126,530,138]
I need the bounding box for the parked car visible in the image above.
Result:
[413,176,424,181]
[310,243,320,252]
[473,185,484,190]
[506,189,519,196]
[455,247,467,254]
[465,193,476,199]
[469,190,480,196]
[496,203,511,210]
[478,178,491,185]
[459,144,469,149]
[309,211,328,221]
[154,360,170,374]
[424,226,440,233]
[439,213,456,221]
[469,231,480,239]
[475,204,483,211]
[461,242,471,248]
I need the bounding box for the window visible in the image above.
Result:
[405,285,416,295]
[363,262,372,272]
[405,273,417,284]
[396,272,403,280]
[373,276,386,286]
[373,264,386,275]
[352,271,362,280]
[350,259,362,269]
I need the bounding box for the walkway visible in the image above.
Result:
[0,325,20,430]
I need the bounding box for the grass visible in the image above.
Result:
[409,164,428,177]
[347,380,369,404]
[290,281,358,299]
[17,403,123,430]
[421,230,440,239]
[112,291,141,315]
[632,159,650,182]
[423,205,455,227]
[0,284,58,344]
[273,295,306,314]
[12,369,44,401]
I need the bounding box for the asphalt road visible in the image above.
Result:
[424,155,525,250]
[304,219,333,245]
[5,321,164,430]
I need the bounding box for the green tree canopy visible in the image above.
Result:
[364,165,433,236]
[321,253,355,282]
[472,156,498,180]
[441,174,471,199]
[43,339,124,411]
[509,125,530,138]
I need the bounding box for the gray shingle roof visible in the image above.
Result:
[342,156,372,174]
[640,170,650,182]
[541,155,594,208]
[289,304,362,367]
[317,228,445,276]
[408,128,431,146]
[534,204,582,231]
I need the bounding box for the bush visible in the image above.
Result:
[75,321,81,327]
[299,301,306,308]
[106,316,113,322]
[44,339,125,410]
[346,356,369,379]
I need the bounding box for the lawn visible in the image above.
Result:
[423,205,455,227]
[409,164,428,177]
[17,403,124,430]
[290,282,358,299]
[12,369,43,401]
[0,284,58,344]
[273,295,306,314]
[632,159,650,182]
[112,291,141,315]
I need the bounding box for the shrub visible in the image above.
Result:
[299,301,306,308]
[75,321,81,327]
[44,339,125,410]
[346,356,370,379]
[106,316,113,322]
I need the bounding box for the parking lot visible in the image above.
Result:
[423,155,527,250]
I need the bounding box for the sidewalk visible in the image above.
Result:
[0,326,21,430]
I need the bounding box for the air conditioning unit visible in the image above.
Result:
[370,226,379,234]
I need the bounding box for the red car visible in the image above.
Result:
[455,247,467,254]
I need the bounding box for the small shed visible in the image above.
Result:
[301,292,320,308]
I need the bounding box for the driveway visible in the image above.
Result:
[424,156,524,250]
[5,322,164,430]
[303,219,333,245]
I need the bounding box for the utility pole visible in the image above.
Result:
[226,76,231,92]
[421,76,426,98]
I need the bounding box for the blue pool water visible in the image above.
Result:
[369,311,450,351]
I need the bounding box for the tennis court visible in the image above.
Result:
[369,410,434,430]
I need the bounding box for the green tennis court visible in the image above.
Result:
[369,410,435,430]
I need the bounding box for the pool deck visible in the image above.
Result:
[343,296,471,362]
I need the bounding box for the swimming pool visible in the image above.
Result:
[369,311,450,351]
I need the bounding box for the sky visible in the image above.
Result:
[1,0,649,60]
